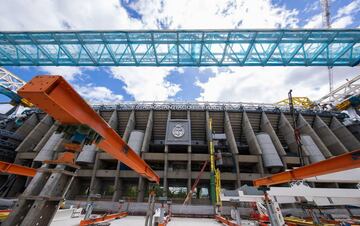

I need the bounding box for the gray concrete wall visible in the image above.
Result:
[330,117,360,151]
[313,115,348,156]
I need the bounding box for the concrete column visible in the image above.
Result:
[163,145,169,197]
[313,115,348,155]
[186,111,192,203]
[224,112,241,188]
[137,110,153,202]
[88,152,101,201]
[297,114,332,158]
[163,110,171,197]
[278,113,297,153]
[260,112,287,170]
[110,110,124,202]
[330,116,360,151]
[187,145,192,204]
[89,110,117,200]
[33,122,59,153]
[15,115,54,153]
[13,113,38,140]
[278,113,311,166]
[242,111,264,175]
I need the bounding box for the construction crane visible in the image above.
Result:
[0,67,32,108]
[3,75,159,226]
[276,96,315,109]
[321,0,334,95]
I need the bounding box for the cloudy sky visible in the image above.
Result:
[1,0,360,106]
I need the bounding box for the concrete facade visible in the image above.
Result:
[1,106,360,205]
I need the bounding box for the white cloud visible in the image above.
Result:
[39,66,83,82]
[130,0,299,29]
[196,67,360,103]
[334,0,360,19]
[304,14,323,28]
[332,16,353,28]
[111,67,181,101]
[74,84,123,104]
[0,0,142,31]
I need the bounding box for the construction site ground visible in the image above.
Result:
[50,215,222,226]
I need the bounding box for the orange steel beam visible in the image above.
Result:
[215,215,238,226]
[253,150,360,187]
[0,161,36,177]
[79,212,128,226]
[18,75,159,183]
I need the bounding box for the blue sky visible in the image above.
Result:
[1,0,360,108]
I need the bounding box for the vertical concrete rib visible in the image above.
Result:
[107,110,121,201]
[187,111,192,203]
[330,117,360,151]
[224,112,241,188]
[260,112,286,156]
[163,110,171,197]
[260,112,286,170]
[33,122,59,153]
[15,114,54,153]
[137,110,153,202]
[278,113,297,154]
[297,114,332,158]
[242,111,264,175]
[313,115,348,155]
[13,113,38,140]
[89,110,117,200]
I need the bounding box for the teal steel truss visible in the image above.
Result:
[0,29,359,67]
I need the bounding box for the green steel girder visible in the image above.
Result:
[0,29,359,67]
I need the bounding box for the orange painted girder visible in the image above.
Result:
[79,212,128,226]
[0,161,36,177]
[253,150,360,187]
[18,75,159,183]
[215,214,239,226]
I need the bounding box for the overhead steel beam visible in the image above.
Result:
[18,75,159,183]
[253,149,360,187]
[0,29,359,66]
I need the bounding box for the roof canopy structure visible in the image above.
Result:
[0,29,359,67]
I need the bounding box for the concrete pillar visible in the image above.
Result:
[137,110,153,202]
[187,145,192,204]
[278,113,297,153]
[13,113,38,140]
[15,115,53,153]
[297,114,332,158]
[90,110,117,200]
[313,115,348,155]
[242,111,264,175]
[109,110,127,202]
[330,116,360,151]
[163,110,171,197]
[260,112,286,170]
[163,145,169,197]
[260,112,286,156]
[186,111,192,203]
[88,152,101,201]
[224,112,241,188]
[33,122,59,153]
